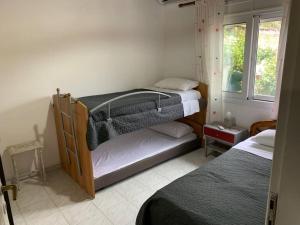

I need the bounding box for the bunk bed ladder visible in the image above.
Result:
[56,89,82,176]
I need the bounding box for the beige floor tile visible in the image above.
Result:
[125,219,136,225]
[60,199,101,225]
[168,158,198,174]
[112,178,151,201]
[14,219,27,225]
[20,198,59,224]
[12,214,27,225]
[45,170,82,196]
[10,202,27,225]
[46,185,90,208]
[16,181,49,209]
[27,212,69,225]
[151,162,186,181]
[133,170,171,190]
[93,187,127,212]
[130,189,155,209]
[99,199,138,225]
[76,213,113,225]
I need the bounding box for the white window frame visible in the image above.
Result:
[223,13,253,101]
[223,8,283,104]
[249,12,283,102]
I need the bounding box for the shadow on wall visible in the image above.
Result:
[0,98,60,180]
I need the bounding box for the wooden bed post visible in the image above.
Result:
[250,120,277,136]
[53,92,95,198]
[177,82,208,143]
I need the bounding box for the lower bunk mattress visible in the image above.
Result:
[92,128,199,191]
[136,148,272,225]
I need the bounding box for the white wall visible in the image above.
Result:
[223,101,274,128]
[0,0,165,178]
[163,3,196,80]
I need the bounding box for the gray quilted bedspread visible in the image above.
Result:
[79,89,184,150]
[136,149,272,225]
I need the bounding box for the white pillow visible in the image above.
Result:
[149,121,193,138]
[154,78,199,91]
[252,129,276,147]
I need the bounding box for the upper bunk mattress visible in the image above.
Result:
[92,128,197,179]
[146,86,205,117]
[79,88,203,150]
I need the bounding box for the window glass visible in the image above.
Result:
[223,23,247,93]
[254,19,282,97]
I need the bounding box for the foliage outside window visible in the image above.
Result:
[255,20,282,97]
[223,12,282,102]
[223,23,246,93]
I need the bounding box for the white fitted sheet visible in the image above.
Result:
[233,137,274,160]
[92,128,197,178]
[146,86,201,117]
[182,100,200,117]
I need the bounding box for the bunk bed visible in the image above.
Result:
[136,121,277,225]
[52,82,208,198]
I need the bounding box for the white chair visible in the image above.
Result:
[6,140,46,190]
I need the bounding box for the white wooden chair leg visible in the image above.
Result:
[11,157,20,191]
[33,149,37,176]
[39,149,46,183]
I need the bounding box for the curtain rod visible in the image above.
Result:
[178,1,195,8]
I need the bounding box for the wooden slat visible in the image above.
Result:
[178,82,208,142]
[74,101,95,198]
[52,94,95,198]
[53,94,70,173]
[197,82,208,100]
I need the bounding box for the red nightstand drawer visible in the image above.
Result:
[204,127,235,144]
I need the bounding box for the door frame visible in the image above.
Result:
[0,155,14,225]
[267,0,300,224]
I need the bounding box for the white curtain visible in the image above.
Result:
[195,0,225,123]
[272,0,291,119]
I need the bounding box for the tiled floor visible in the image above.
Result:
[10,148,214,225]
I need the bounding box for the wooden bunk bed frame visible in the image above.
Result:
[52,83,208,198]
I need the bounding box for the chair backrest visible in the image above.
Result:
[250,120,277,136]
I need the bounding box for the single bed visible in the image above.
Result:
[136,122,276,225]
[52,80,208,197]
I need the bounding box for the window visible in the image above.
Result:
[253,18,282,100]
[223,11,282,102]
[223,23,246,93]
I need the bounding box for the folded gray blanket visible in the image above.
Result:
[79,89,184,150]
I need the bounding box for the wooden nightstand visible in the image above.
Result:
[204,122,249,157]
